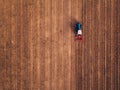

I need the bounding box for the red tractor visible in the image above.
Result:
[75,23,83,41]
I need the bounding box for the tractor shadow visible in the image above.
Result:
[70,18,79,35]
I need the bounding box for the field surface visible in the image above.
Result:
[0,0,120,90]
